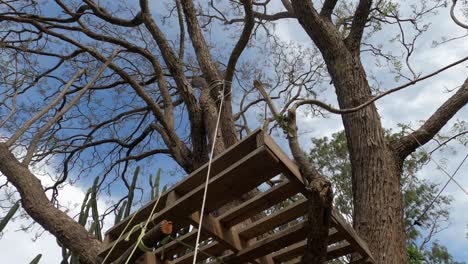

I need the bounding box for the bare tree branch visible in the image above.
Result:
[395,78,468,159]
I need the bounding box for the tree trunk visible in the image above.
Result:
[329,54,407,263]
[301,177,333,264]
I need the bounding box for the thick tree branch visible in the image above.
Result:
[345,0,373,53]
[224,0,254,86]
[320,0,338,20]
[0,144,102,264]
[81,0,143,27]
[395,78,468,159]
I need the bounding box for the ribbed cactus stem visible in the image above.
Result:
[0,201,20,232]
[115,200,128,225]
[154,168,161,198]
[78,188,92,226]
[124,166,139,217]
[29,254,42,264]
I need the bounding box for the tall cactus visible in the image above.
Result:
[0,200,20,233]
[124,166,139,218]
[114,200,128,225]
[149,168,161,200]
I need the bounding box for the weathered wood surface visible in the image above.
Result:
[100,129,375,264]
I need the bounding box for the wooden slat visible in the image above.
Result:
[263,135,305,191]
[326,241,354,260]
[239,199,307,239]
[264,133,375,263]
[225,221,307,263]
[173,241,226,264]
[107,129,264,238]
[271,241,354,263]
[271,228,343,263]
[218,180,299,228]
[331,211,375,263]
[188,212,241,253]
[100,146,280,262]
[153,229,207,259]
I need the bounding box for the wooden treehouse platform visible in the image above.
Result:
[99,129,375,264]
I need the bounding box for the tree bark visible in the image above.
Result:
[290,0,407,262]
[0,143,102,264]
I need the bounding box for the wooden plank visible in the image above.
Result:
[100,147,280,262]
[331,210,375,263]
[283,256,301,264]
[271,241,354,263]
[107,129,264,238]
[263,134,305,192]
[239,199,307,240]
[263,133,375,263]
[217,180,299,228]
[153,229,207,259]
[172,241,226,264]
[326,241,354,261]
[271,228,343,262]
[189,212,241,253]
[225,221,307,263]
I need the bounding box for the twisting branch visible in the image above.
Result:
[450,0,468,29]
[224,0,254,86]
[254,79,333,264]
[256,56,467,116]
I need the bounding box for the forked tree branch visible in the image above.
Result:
[345,0,373,53]
[320,0,338,19]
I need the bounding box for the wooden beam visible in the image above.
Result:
[263,134,305,191]
[326,241,354,261]
[172,241,226,264]
[238,198,307,240]
[271,228,344,262]
[224,221,307,263]
[217,180,299,228]
[331,210,375,263]
[153,229,206,259]
[263,133,375,263]
[189,212,241,253]
[100,146,280,262]
[107,129,264,238]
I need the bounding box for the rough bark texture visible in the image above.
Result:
[302,179,333,263]
[290,0,407,262]
[0,143,102,264]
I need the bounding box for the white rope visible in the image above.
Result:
[123,192,163,264]
[192,80,227,264]
[101,205,139,263]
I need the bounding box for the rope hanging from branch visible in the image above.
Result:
[192,80,227,264]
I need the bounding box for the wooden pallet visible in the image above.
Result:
[99,129,375,264]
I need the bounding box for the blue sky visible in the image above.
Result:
[0,0,467,262]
